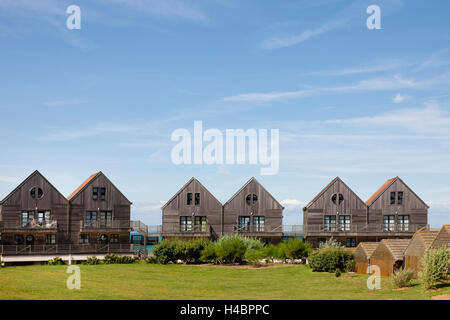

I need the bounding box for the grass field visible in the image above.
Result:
[0,263,448,300]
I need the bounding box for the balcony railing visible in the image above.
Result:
[162,225,212,236]
[282,225,303,235]
[80,220,131,230]
[0,220,58,231]
[233,224,282,234]
[304,223,428,234]
[0,244,133,255]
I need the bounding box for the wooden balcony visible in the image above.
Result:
[0,220,58,233]
[162,225,213,238]
[0,244,132,256]
[304,223,428,237]
[80,220,131,232]
[233,225,283,237]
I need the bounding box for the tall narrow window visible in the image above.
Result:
[45,234,56,245]
[93,187,98,200]
[346,238,356,248]
[194,216,206,232]
[390,192,396,205]
[383,215,395,231]
[110,234,119,244]
[397,192,404,205]
[398,215,409,231]
[100,211,112,228]
[253,216,265,232]
[187,193,193,205]
[85,211,97,227]
[180,216,192,232]
[238,216,250,232]
[338,215,351,231]
[194,193,200,205]
[324,215,336,232]
[100,188,106,200]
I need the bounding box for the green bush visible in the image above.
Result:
[245,248,265,267]
[308,247,354,273]
[419,247,450,289]
[283,238,312,260]
[145,256,158,264]
[85,256,100,265]
[319,238,344,249]
[153,238,211,264]
[263,243,286,260]
[48,257,65,265]
[104,253,136,264]
[214,235,247,264]
[392,269,415,288]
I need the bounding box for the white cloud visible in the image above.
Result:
[280,199,307,210]
[41,123,139,141]
[393,93,406,103]
[0,176,21,184]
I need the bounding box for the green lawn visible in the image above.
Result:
[0,263,448,300]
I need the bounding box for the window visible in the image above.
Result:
[398,192,404,205]
[30,187,44,199]
[46,234,56,245]
[324,215,336,232]
[398,215,409,231]
[79,234,89,244]
[38,212,45,223]
[100,211,112,228]
[85,211,97,227]
[194,216,207,232]
[346,238,356,248]
[110,234,119,244]
[100,188,106,200]
[100,234,108,243]
[14,235,24,245]
[245,194,258,205]
[383,215,395,231]
[338,215,351,231]
[180,216,192,232]
[238,216,250,231]
[93,187,98,200]
[331,193,344,205]
[253,216,265,232]
[187,193,193,205]
[22,212,33,227]
[195,193,200,205]
[390,192,396,205]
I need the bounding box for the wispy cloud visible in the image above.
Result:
[280,199,306,210]
[41,123,140,141]
[393,93,406,103]
[0,176,21,184]
[312,61,407,76]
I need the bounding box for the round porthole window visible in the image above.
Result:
[100,234,108,242]
[246,194,258,205]
[30,187,44,199]
[331,193,344,205]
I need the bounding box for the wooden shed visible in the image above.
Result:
[353,242,379,274]
[369,239,410,276]
[431,225,450,249]
[404,230,439,273]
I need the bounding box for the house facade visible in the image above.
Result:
[161,177,284,243]
[0,170,132,258]
[303,177,429,248]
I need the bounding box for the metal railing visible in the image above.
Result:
[0,220,58,230]
[304,223,428,234]
[233,224,283,233]
[0,244,133,255]
[282,225,303,235]
[162,224,212,234]
[80,220,131,230]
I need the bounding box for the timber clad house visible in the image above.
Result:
[162,177,284,243]
[0,170,132,263]
[303,177,429,248]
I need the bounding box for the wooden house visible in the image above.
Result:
[303,177,368,248]
[68,172,132,247]
[404,230,440,273]
[0,170,69,249]
[369,239,410,276]
[223,177,284,243]
[161,178,222,239]
[353,242,379,274]
[431,225,450,249]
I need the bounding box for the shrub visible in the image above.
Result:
[200,242,218,263]
[153,239,178,264]
[103,253,136,264]
[85,256,100,265]
[245,248,265,267]
[48,257,65,265]
[319,238,344,249]
[263,243,286,260]
[335,268,341,277]
[392,269,414,288]
[308,247,354,273]
[153,238,211,264]
[283,238,312,260]
[145,256,158,264]
[214,235,247,264]
[419,247,450,289]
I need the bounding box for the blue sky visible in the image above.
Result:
[0,0,449,227]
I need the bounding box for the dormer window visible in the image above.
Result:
[331,193,344,205]
[246,194,258,205]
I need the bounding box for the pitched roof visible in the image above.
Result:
[223,177,284,208]
[416,230,440,248]
[304,177,366,209]
[0,170,68,204]
[67,172,100,201]
[381,239,410,261]
[365,177,397,206]
[161,177,222,210]
[359,242,379,257]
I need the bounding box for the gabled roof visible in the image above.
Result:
[358,242,379,258]
[380,239,410,261]
[67,172,132,204]
[415,230,440,249]
[304,177,366,209]
[223,177,284,209]
[161,177,222,210]
[366,177,429,208]
[0,170,67,205]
